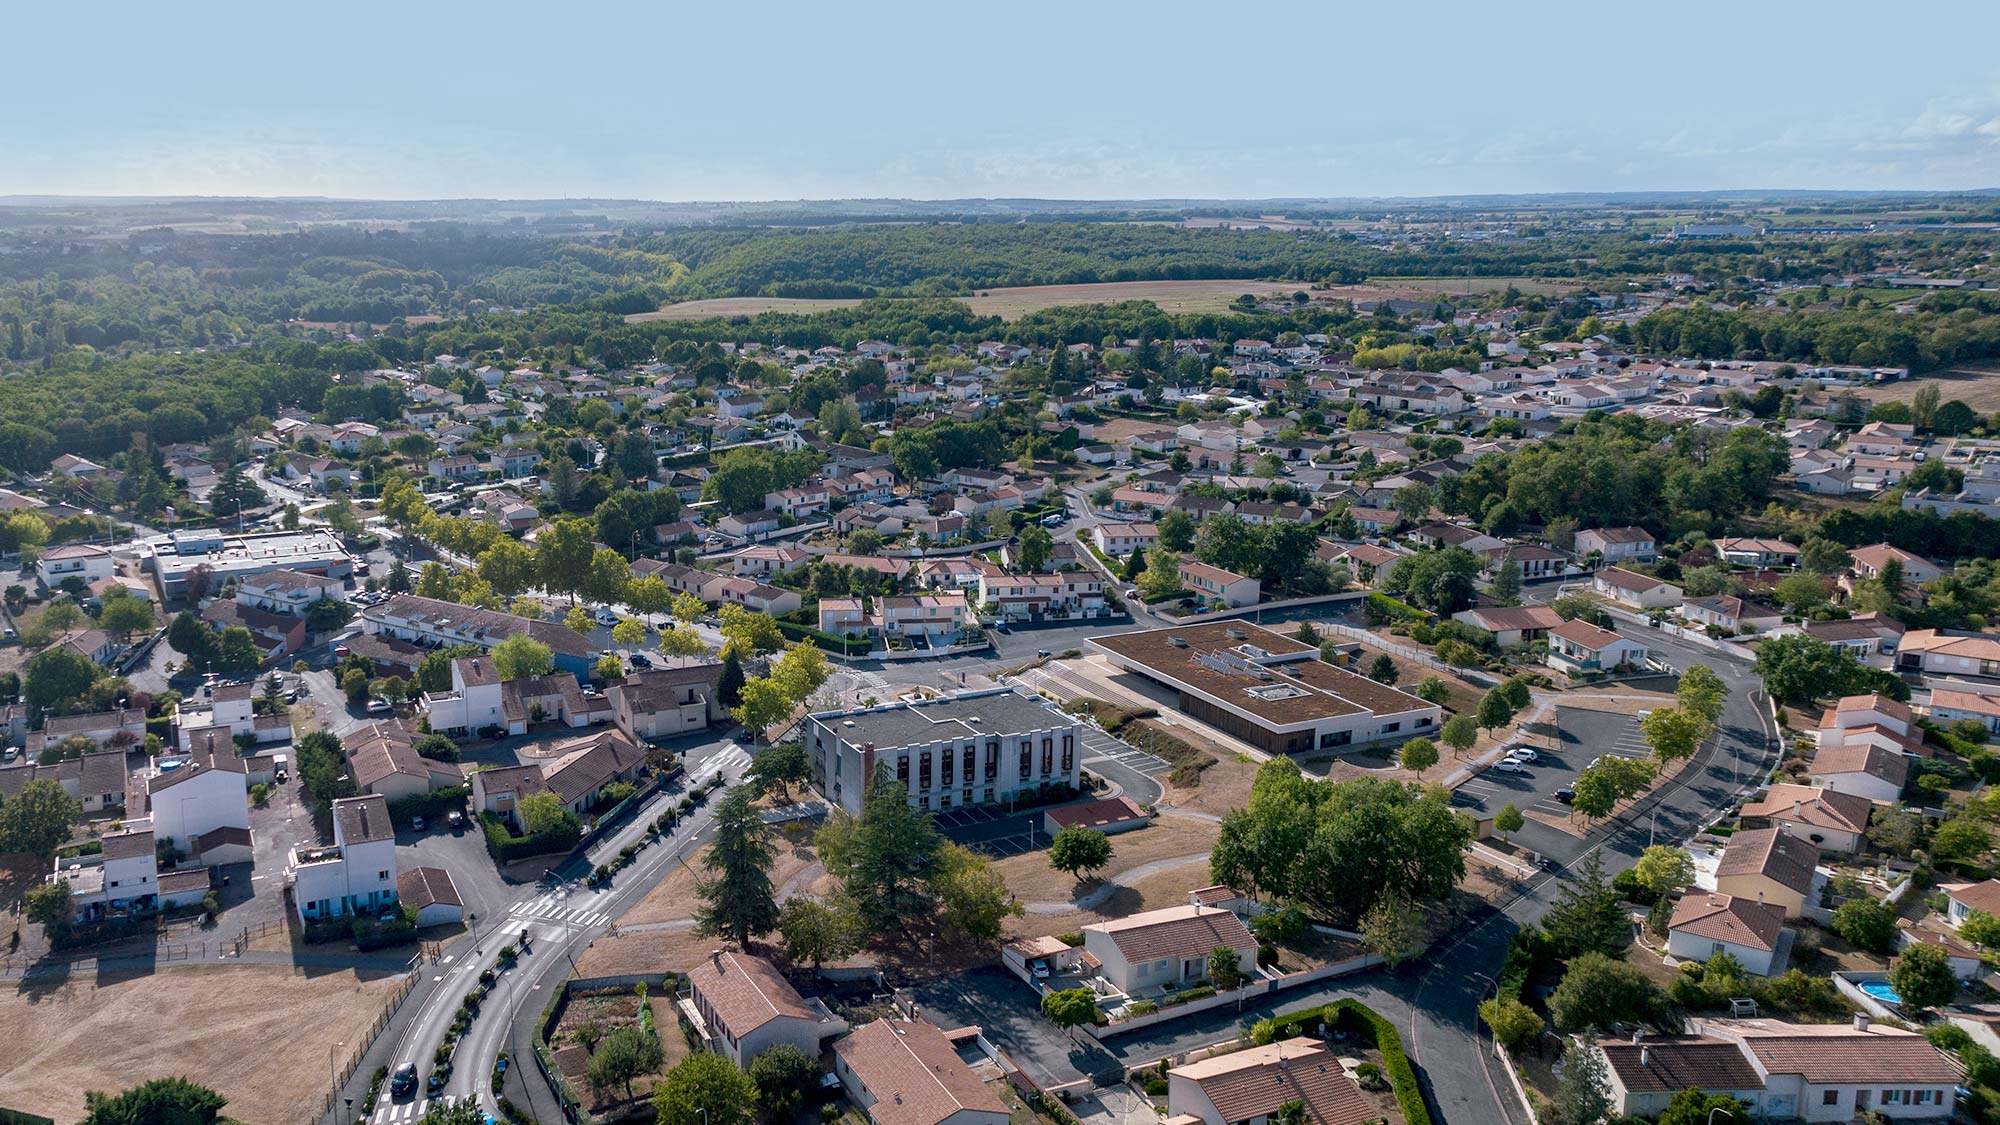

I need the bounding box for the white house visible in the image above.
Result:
[832,1018,1007,1125]
[1575,526,1657,564]
[1546,619,1652,676]
[681,950,847,1068]
[1667,893,1788,977]
[139,739,251,865]
[287,795,399,924]
[36,544,115,588]
[235,569,346,616]
[1178,560,1260,608]
[1167,1037,1371,1125]
[1081,903,1256,995]
[1592,567,1683,610]
[1738,783,1872,855]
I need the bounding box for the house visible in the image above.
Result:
[235,569,346,617]
[1091,523,1159,559]
[1591,1035,1779,1120]
[1452,605,1564,648]
[1738,784,1873,854]
[1714,828,1822,919]
[1848,543,1945,588]
[1082,903,1256,995]
[1178,561,1260,608]
[1926,686,2000,736]
[804,689,1080,815]
[1317,541,1400,583]
[1808,743,1909,804]
[1896,920,1985,981]
[729,545,810,579]
[1592,567,1683,610]
[1546,619,1653,676]
[1664,1017,1957,1121]
[1939,879,2000,929]
[50,453,106,479]
[1800,613,1906,668]
[50,829,159,924]
[713,577,802,617]
[681,950,848,1069]
[609,664,728,741]
[1167,1037,1373,1125]
[363,594,596,679]
[716,510,784,540]
[1894,629,2000,678]
[1575,526,1657,564]
[137,739,250,863]
[976,572,1106,623]
[468,728,648,820]
[1667,893,1789,976]
[427,454,484,482]
[832,1019,1007,1125]
[345,722,463,802]
[1712,537,1801,569]
[1042,796,1150,839]
[287,795,398,924]
[1681,595,1786,635]
[1345,506,1399,535]
[36,543,115,588]
[763,486,830,519]
[1490,543,1567,580]
[396,867,465,928]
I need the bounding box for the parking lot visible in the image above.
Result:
[1450,707,1648,860]
[936,805,1048,859]
[1078,727,1172,776]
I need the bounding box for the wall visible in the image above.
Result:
[1087,954,1384,1038]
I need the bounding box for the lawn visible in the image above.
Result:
[0,964,406,1125]
[990,815,1219,906]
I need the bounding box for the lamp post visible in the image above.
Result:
[469,911,479,954]
[328,1041,344,1108]
[1708,1109,1734,1125]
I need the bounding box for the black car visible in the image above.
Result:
[1555,787,1576,804]
[390,1064,418,1098]
[629,652,653,668]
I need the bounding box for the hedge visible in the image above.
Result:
[388,784,470,825]
[1160,984,1215,1007]
[479,811,581,863]
[775,619,873,656]
[1366,592,1429,622]
[1251,999,1431,1125]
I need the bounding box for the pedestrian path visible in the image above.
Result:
[370,1097,441,1124]
[500,896,612,933]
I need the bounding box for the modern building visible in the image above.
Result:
[135,738,251,864]
[140,528,353,598]
[287,794,398,924]
[36,543,116,589]
[679,950,848,1069]
[832,1018,1009,1125]
[803,688,1082,815]
[1090,622,1440,756]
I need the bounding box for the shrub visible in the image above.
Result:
[1125,1000,1158,1017]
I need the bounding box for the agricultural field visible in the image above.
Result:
[1852,366,2000,412]
[0,964,405,1125]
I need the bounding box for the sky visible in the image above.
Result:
[7,0,2000,202]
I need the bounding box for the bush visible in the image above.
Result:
[1366,592,1428,623]
[479,809,581,863]
[389,784,470,826]
[1125,1000,1158,1017]
[1161,985,1216,1006]
[1251,999,1431,1125]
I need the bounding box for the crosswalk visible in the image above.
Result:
[695,745,751,783]
[371,1097,444,1124]
[502,896,611,932]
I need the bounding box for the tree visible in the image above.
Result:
[583,548,632,607]
[1412,675,1450,706]
[1049,826,1114,880]
[1633,844,1695,898]
[1676,664,1728,726]
[610,617,647,648]
[653,1052,757,1125]
[1366,653,1399,685]
[932,841,1020,940]
[1492,557,1522,605]
[476,539,537,597]
[730,677,794,736]
[1440,713,1478,757]
[97,595,155,641]
[1543,1040,1612,1125]
[1890,941,1959,1011]
[518,791,573,837]
[1911,380,1942,432]
[770,641,831,703]
[23,646,102,715]
[694,789,779,943]
[716,649,746,709]
[166,610,213,665]
[1958,910,2000,949]
[1642,707,1707,765]
[625,575,672,615]
[1754,634,1863,706]
[1479,996,1544,1052]
[747,1043,817,1120]
[341,666,370,703]
[1548,952,1666,1032]
[491,634,554,680]
[1832,898,1898,954]
[1016,524,1053,573]
[535,517,596,603]
[1494,803,1524,840]
[1657,1090,1753,1125]
[1542,853,1631,958]
[1798,537,1853,576]
[778,896,865,970]
[1476,687,1513,730]
[658,625,711,665]
[1157,509,1196,552]
[1400,737,1439,772]
[1500,675,1532,710]
[566,605,597,635]
[835,776,943,934]
[1040,987,1098,1030]
[588,1026,664,1100]
[1138,548,1183,599]
[1359,893,1435,966]
[718,605,785,658]
[745,742,810,802]
[0,778,83,861]
[25,878,72,943]
[1931,816,1989,863]
[1207,945,1247,990]
[670,591,707,625]
[213,626,260,674]
[1773,572,1829,615]
[80,1078,229,1125]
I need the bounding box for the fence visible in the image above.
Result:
[318,965,421,1121]
[1316,621,1500,686]
[1085,953,1385,1038]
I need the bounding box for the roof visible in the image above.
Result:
[1668,893,1787,952]
[810,689,1068,751]
[1715,828,1819,896]
[1834,693,1914,724]
[1086,903,1255,963]
[1739,784,1873,835]
[1597,1037,1764,1094]
[397,866,463,910]
[1809,742,1910,789]
[332,794,393,846]
[1943,879,2000,915]
[833,1019,1008,1125]
[1550,618,1631,650]
[1929,687,2000,718]
[1899,628,2000,662]
[100,829,154,861]
[368,594,593,658]
[1169,1038,1373,1125]
[1594,566,1670,593]
[1090,621,1433,727]
[1457,606,1564,634]
[541,730,647,805]
[609,663,724,715]
[1849,542,1934,572]
[687,951,818,1037]
[1709,1019,1960,1085]
[1045,796,1148,831]
[1581,526,1654,544]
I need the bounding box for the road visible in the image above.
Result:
[328,737,752,1125]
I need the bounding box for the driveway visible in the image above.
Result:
[907,965,1123,1087]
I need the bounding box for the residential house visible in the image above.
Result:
[1714,828,1823,919]
[713,577,802,617]
[1808,743,1909,804]
[1893,628,2000,678]
[345,722,463,802]
[1082,903,1257,995]
[1667,893,1789,977]
[235,569,346,617]
[36,544,115,588]
[287,795,398,924]
[1592,567,1684,610]
[1681,594,1786,635]
[1940,879,2000,929]
[729,545,810,579]
[1179,561,1260,608]
[1167,1038,1373,1125]
[1546,619,1653,676]
[1712,537,1801,568]
[1091,523,1159,559]
[832,1019,1006,1125]
[1738,784,1873,854]
[682,950,848,1069]
[1927,686,2000,736]
[1575,526,1657,564]
[1452,605,1565,649]
[609,664,728,741]
[468,728,648,820]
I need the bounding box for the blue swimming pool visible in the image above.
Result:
[1858,979,1903,1005]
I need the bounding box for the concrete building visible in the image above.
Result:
[1591,567,1683,610]
[1091,622,1441,756]
[235,569,347,616]
[680,950,847,1069]
[1546,619,1654,677]
[803,689,1081,815]
[36,543,116,589]
[1714,828,1823,919]
[608,664,728,741]
[136,738,251,864]
[140,528,353,598]
[363,594,596,679]
[287,794,398,924]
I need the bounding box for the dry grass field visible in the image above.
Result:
[625,296,865,322]
[0,964,405,1125]
[1852,367,2000,412]
[989,815,1219,905]
[1362,275,1586,296]
[627,279,1306,324]
[621,834,821,926]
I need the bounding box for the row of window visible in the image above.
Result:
[893,736,1075,791]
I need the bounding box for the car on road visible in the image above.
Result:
[389,1064,418,1098]
[365,698,393,714]
[594,608,620,626]
[629,652,653,668]
[993,623,1010,634]
[1505,747,1540,764]
[447,810,465,830]
[1490,759,1527,774]
[733,728,755,743]
[1036,649,1052,658]
[411,815,427,832]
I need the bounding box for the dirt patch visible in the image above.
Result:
[1161,754,1257,818]
[548,990,689,1112]
[621,834,820,926]
[574,927,755,979]
[1852,367,2000,412]
[993,816,1219,906]
[0,964,405,1125]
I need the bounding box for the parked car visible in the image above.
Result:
[1036,649,1052,658]
[365,698,393,714]
[390,1064,418,1098]
[628,652,653,668]
[1505,747,1539,764]
[594,608,620,626]
[1555,787,1576,804]
[1490,759,1527,774]
[411,815,427,832]
[447,810,465,830]
[1030,959,1051,980]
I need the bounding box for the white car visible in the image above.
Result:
[1506,747,1540,764]
[594,609,620,626]
[1490,759,1527,774]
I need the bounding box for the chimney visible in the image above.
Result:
[1793,800,1803,817]
[1854,1013,1870,1033]
[1631,1030,1644,1045]
[1640,1046,1650,1067]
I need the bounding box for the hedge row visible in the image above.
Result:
[775,619,873,656]
[479,811,581,864]
[1251,999,1431,1125]
[387,784,470,826]
[1366,592,1429,622]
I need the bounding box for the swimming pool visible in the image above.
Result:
[1857,979,1903,1005]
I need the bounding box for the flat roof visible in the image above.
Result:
[810,688,1069,750]
[1090,621,1432,728]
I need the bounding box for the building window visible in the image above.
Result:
[919,752,932,790]
[963,747,975,782]
[379,870,390,880]
[1019,747,1031,780]
[1383,722,1400,734]
[1041,745,1053,776]
[897,757,910,787]
[1880,1090,1900,1105]
[1060,742,1073,773]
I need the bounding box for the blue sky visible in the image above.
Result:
[7,0,1999,200]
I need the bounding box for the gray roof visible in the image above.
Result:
[810,689,1070,751]
[332,794,393,845]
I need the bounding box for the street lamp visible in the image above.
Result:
[327,1042,344,1106]
[468,911,479,954]
[1707,1109,1733,1125]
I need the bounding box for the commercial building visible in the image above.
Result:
[1089,622,1440,756]
[140,528,353,598]
[803,688,1081,814]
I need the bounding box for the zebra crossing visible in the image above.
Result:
[694,744,751,784]
[371,1098,446,1124]
[502,896,611,932]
